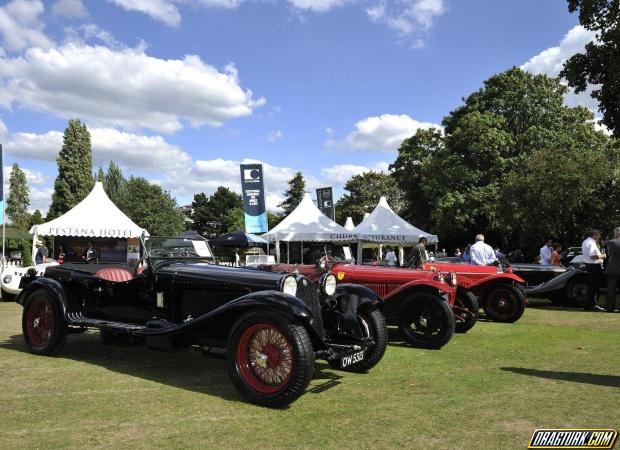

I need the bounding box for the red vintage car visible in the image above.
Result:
[422,261,526,323]
[257,262,476,350]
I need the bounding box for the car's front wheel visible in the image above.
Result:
[328,304,387,372]
[22,289,66,355]
[454,289,479,333]
[397,293,455,349]
[227,309,314,407]
[482,284,526,322]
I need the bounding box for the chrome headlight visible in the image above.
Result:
[449,272,457,287]
[2,274,12,284]
[436,273,446,284]
[321,273,337,296]
[280,275,297,296]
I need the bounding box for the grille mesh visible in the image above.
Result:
[295,276,324,337]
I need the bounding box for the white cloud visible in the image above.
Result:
[321,162,389,185]
[286,0,350,13]
[28,185,53,213]
[107,0,181,27]
[0,0,53,52]
[0,43,265,133]
[367,0,445,43]
[268,129,283,142]
[52,0,88,19]
[520,25,599,113]
[4,165,44,184]
[327,113,440,152]
[6,127,191,171]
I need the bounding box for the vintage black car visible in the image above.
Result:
[510,263,589,307]
[16,236,388,407]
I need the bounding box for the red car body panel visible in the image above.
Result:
[422,262,525,292]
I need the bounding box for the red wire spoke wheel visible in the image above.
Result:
[22,289,66,355]
[26,298,54,348]
[236,323,294,394]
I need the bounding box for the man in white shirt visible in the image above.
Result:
[539,239,552,265]
[385,247,397,266]
[469,234,498,266]
[581,229,606,311]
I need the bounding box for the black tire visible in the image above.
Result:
[1,288,16,302]
[454,289,479,333]
[227,309,315,407]
[397,293,455,349]
[482,284,526,323]
[21,289,66,355]
[328,305,387,372]
[566,277,590,308]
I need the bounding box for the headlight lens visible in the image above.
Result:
[281,275,297,296]
[450,272,457,286]
[2,274,12,284]
[436,273,445,284]
[322,274,337,296]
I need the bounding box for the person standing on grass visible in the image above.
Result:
[581,229,606,312]
[385,247,397,266]
[550,243,562,266]
[539,239,553,265]
[470,234,498,266]
[604,227,620,312]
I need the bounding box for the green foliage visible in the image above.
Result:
[192,187,244,236]
[104,161,127,207]
[6,164,30,230]
[48,119,95,219]
[121,177,184,236]
[29,209,44,229]
[335,171,404,224]
[391,68,613,252]
[96,167,106,187]
[279,172,305,215]
[268,211,284,230]
[561,0,620,136]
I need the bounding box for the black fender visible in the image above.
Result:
[16,277,70,321]
[139,290,315,338]
[524,268,588,297]
[331,284,384,338]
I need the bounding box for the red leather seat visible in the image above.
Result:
[95,267,134,282]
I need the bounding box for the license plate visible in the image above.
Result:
[340,350,364,369]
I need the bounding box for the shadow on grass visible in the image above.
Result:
[0,332,342,406]
[501,367,620,388]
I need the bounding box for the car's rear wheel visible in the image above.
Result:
[454,289,478,333]
[566,277,590,308]
[482,285,526,322]
[397,293,455,349]
[328,304,387,372]
[227,310,314,407]
[22,289,66,355]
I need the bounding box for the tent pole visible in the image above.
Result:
[301,242,304,264]
[398,246,404,267]
[356,240,363,265]
[275,241,281,263]
[287,241,290,264]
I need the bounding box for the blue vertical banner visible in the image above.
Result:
[240,163,268,233]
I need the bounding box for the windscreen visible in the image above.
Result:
[145,236,214,262]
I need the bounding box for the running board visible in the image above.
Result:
[67,312,146,332]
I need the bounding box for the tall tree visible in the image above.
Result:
[105,161,127,207]
[191,187,243,236]
[6,163,30,230]
[48,119,94,218]
[279,172,305,215]
[335,171,404,224]
[561,0,620,136]
[121,177,184,236]
[96,167,106,187]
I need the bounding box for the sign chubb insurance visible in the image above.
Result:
[240,164,268,234]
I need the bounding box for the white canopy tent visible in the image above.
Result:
[344,217,355,231]
[30,182,148,261]
[263,193,352,262]
[351,196,438,264]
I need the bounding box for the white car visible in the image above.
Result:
[1,262,58,301]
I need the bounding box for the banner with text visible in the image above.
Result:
[316,187,334,220]
[240,164,268,233]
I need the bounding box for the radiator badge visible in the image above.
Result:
[337,272,345,281]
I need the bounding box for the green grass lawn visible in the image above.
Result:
[1,300,619,449]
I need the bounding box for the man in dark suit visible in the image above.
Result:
[605,227,620,312]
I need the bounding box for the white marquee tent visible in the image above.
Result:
[352,196,438,264]
[262,193,352,262]
[344,217,355,231]
[30,182,148,260]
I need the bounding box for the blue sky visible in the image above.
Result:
[0,0,595,215]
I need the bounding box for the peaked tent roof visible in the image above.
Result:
[344,217,355,231]
[352,196,438,244]
[30,182,148,238]
[263,193,352,242]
